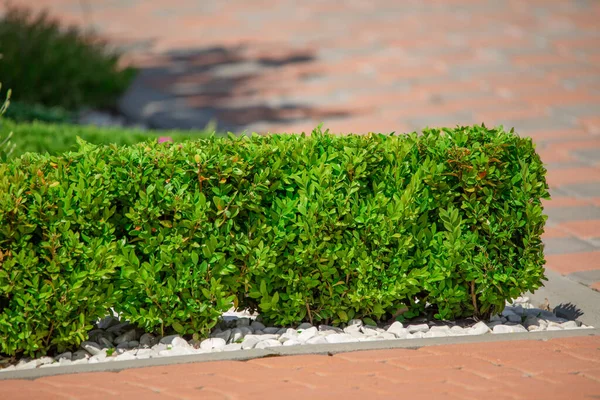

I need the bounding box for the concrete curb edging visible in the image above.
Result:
[2,328,598,381]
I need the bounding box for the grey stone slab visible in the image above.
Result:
[544,161,590,171]
[573,149,600,164]
[559,183,600,198]
[551,103,600,119]
[568,270,600,287]
[527,268,600,328]
[407,112,474,131]
[543,237,597,255]
[501,117,576,132]
[545,205,600,223]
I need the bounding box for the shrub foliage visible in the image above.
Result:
[0,125,549,357]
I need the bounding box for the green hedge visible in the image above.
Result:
[0,119,211,160]
[0,125,549,357]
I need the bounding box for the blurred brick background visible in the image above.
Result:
[5,0,600,288]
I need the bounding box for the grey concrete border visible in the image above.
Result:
[2,328,598,381]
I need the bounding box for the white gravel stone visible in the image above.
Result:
[241,336,262,349]
[469,321,491,335]
[319,325,343,333]
[89,353,108,363]
[348,330,365,339]
[407,324,429,333]
[423,330,448,338]
[325,333,356,344]
[406,332,425,339]
[448,326,466,335]
[348,319,363,327]
[211,329,232,343]
[245,334,279,341]
[306,335,328,345]
[377,332,397,340]
[561,321,580,329]
[279,328,299,341]
[158,347,194,357]
[493,324,527,334]
[132,349,153,359]
[546,325,563,331]
[297,327,318,342]
[360,326,379,336]
[343,324,362,334]
[223,343,243,352]
[159,335,180,345]
[81,341,103,356]
[200,338,226,351]
[255,339,282,349]
[387,321,404,333]
[171,337,190,349]
[58,358,73,366]
[16,360,38,370]
[282,339,301,346]
[115,352,137,361]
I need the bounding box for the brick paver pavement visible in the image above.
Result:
[7,0,599,289]
[1,336,599,399]
[1,1,600,397]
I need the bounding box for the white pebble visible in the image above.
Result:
[297,327,318,342]
[200,338,226,351]
[325,333,356,344]
[407,324,429,333]
[255,339,282,349]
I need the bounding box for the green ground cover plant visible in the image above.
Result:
[0,119,210,159]
[0,125,550,357]
[0,84,15,160]
[0,4,135,116]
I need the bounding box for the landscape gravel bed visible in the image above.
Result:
[0,296,593,372]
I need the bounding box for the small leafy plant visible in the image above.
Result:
[0,4,135,112]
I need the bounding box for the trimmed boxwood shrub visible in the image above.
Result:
[0,125,549,357]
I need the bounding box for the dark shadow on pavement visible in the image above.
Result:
[118,45,351,133]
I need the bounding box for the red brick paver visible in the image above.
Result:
[1,336,598,400]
